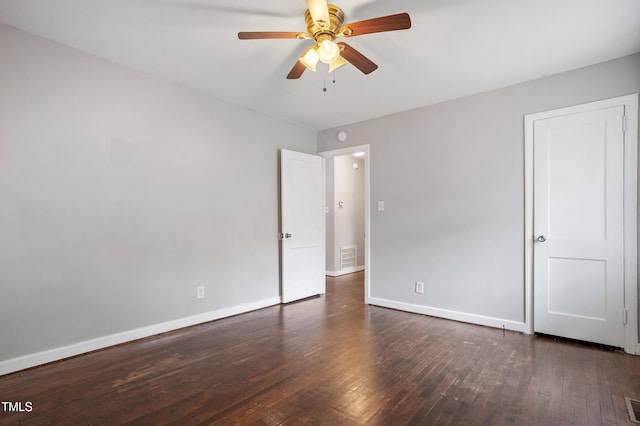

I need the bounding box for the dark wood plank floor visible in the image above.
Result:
[1,271,639,425]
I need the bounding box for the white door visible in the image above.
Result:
[280,149,325,303]
[533,105,625,347]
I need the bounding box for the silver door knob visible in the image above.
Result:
[537,235,546,242]
[284,233,292,239]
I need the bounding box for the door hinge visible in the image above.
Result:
[623,308,628,325]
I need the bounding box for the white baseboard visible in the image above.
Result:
[0,296,280,377]
[367,297,526,333]
[326,265,365,277]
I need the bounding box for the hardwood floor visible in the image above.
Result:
[1,271,639,425]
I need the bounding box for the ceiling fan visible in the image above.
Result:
[237,0,411,79]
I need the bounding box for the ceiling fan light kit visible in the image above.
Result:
[237,0,411,80]
[300,46,319,72]
[328,55,347,73]
[317,37,340,64]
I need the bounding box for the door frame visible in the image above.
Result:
[318,144,371,304]
[524,94,639,354]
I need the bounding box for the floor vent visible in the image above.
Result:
[626,397,640,424]
[340,246,356,270]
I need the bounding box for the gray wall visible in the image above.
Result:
[0,24,316,362]
[318,53,640,324]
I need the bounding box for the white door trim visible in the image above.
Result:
[524,94,639,354]
[319,144,371,304]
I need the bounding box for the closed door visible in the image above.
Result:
[533,105,625,347]
[280,149,325,303]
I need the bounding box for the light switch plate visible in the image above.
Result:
[377,201,385,211]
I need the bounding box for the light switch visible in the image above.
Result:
[377,201,385,211]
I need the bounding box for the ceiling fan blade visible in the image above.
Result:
[337,42,378,74]
[287,60,307,79]
[306,0,330,27]
[238,32,303,40]
[341,13,411,37]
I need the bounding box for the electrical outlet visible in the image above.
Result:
[196,286,205,299]
[415,281,424,294]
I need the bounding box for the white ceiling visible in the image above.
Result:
[0,0,639,131]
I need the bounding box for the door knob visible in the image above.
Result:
[284,233,292,239]
[537,235,546,242]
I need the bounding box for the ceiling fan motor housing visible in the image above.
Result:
[305,5,346,40]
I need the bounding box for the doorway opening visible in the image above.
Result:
[320,145,371,303]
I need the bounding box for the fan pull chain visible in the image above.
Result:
[322,71,338,93]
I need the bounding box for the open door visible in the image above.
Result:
[280,149,325,303]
